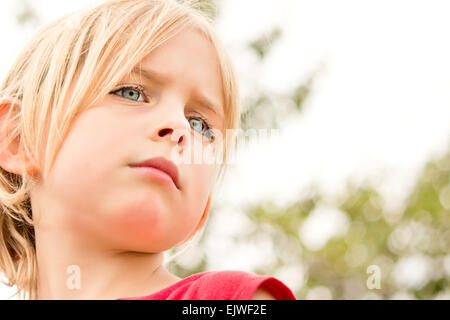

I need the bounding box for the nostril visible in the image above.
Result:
[158,128,173,137]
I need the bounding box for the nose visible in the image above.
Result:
[150,117,191,151]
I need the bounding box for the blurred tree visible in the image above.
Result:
[176,0,218,20]
[249,27,282,60]
[229,149,450,299]
[14,0,40,26]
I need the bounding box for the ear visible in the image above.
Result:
[0,97,36,176]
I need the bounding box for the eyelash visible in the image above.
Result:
[110,84,215,141]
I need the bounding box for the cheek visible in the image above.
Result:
[43,108,132,230]
[193,163,216,193]
[183,163,216,216]
[48,117,123,205]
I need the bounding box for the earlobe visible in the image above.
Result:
[0,134,25,176]
[0,97,30,176]
[0,152,25,175]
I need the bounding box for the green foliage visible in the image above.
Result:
[228,149,450,299]
[176,0,219,20]
[249,27,282,60]
[14,0,40,26]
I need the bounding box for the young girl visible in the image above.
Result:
[0,0,296,300]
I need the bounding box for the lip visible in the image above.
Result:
[128,156,180,190]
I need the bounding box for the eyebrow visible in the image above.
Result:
[129,66,224,119]
[130,66,171,85]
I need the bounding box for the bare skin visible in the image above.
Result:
[0,27,224,299]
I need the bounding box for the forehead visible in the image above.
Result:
[128,28,225,118]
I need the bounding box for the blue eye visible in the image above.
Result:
[110,85,215,141]
[188,116,215,141]
[111,85,146,102]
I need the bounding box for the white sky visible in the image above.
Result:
[215,0,450,213]
[1,0,450,299]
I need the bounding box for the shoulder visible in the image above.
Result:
[190,270,297,300]
[252,287,277,300]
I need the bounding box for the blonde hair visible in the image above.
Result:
[0,0,240,300]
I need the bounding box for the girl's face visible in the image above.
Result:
[31,28,224,252]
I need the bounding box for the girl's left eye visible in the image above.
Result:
[188,116,215,141]
[111,85,147,102]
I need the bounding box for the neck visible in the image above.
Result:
[34,228,179,300]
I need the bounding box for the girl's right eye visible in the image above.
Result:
[110,85,148,103]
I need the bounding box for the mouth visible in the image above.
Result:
[128,156,180,190]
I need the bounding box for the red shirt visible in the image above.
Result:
[116,270,296,300]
